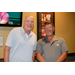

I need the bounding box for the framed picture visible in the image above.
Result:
[37,12,55,40]
[0,12,22,27]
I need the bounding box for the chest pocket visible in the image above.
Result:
[42,44,51,56]
[43,42,62,55]
[52,42,62,54]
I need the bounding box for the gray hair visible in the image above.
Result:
[44,22,54,27]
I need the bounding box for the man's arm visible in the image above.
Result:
[32,50,36,62]
[4,46,11,62]
[55,51,67,62]
[0,20,8,24]
[36,53,47,62]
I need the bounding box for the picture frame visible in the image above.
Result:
[0,12,22,27]
[37,12,55,40]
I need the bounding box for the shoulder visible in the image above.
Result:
[5,12,9,17]
[32,32,36,35]
[37,38,44,44]
[10,27,21,34]
[55,36,65,43]
[1,12,9,17]
[38,38,44,42]
[32,32,37,38]
[12,27,21,31]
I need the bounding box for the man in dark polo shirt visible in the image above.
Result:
[36,22,68,62]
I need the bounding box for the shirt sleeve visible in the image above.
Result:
[33,35,37,50]
[2,13,9,22]
[5,29,14,47]
[61,38,68,53]
[36,40,42,53]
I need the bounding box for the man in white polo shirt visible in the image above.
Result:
[4,15,37,62]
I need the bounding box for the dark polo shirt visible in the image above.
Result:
[36,36,68,62]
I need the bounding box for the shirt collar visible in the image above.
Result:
[53,36,58,41]
[21,26,33,36]
[43,35,58,43]
[21,26,25,34]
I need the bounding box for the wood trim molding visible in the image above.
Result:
[0,58,4,62]
[67,53,75,56]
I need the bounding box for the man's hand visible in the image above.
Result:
[36,53,47,62]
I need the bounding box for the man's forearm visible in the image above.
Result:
[4,49,9,62]
[32,50,36,62]
[32,56,35,62]
[55,52,67,62]
[36,54,46,62]
[4,46,10,62]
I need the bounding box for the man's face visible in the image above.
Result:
[44,24,54,36]
[24,16,34,31]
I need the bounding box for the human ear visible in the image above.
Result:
[53,27,55,31]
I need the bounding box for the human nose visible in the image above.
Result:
[47,28,50,30]
[28,21,31,24]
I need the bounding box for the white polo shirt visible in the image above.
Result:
[5,26,37,62]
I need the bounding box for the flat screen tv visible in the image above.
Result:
[0,12,22,27]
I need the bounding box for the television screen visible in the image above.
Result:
[0,12,22,27]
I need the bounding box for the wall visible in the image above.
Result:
[0,27,14,58]
[55,12,75,53]
[0,12,75,58]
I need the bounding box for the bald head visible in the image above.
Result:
[23,15,34,32]
[24,15,34,21]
